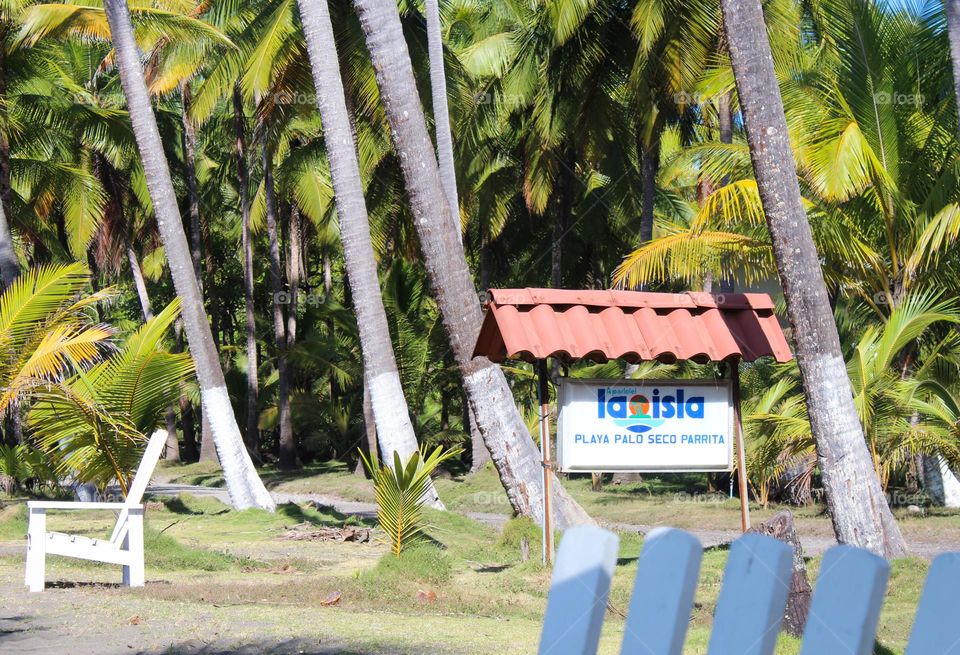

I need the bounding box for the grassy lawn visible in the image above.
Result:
[0,466,945,653]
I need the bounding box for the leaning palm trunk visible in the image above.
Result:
[720,0,904,557]
[103,0,274,511]
[296,0,442,508]
[947,0,960,140]
[352,0,591,529]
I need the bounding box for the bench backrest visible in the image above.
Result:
[540,525,960,655]
[109,429,168,545]
[124,429,169,506]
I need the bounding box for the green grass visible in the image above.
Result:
[3,466,944,653]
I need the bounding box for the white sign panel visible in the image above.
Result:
[557,379,733,472]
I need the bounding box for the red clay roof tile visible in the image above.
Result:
[473,289,793,364]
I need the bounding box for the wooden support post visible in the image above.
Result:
[537,359,554,565]
[25,507,46,592]
[731,359,751,532]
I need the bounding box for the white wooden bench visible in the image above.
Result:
[24,429,168,592]
[540,525,960,654]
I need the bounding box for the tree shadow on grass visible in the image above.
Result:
[136,638,371,654]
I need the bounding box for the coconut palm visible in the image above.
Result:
[101,0,273,510]
[28,299,194,493]
[295,0,443,506]
[0,263,111,413]
[351,0,591,528]
[720,0,906,557]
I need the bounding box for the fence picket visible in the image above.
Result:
[906,553,960,655]
[798,545,889,655]
[707,534,792,655]
[620,527,702,655]
[538,525,620,655]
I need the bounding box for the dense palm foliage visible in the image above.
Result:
[0,0,957,511]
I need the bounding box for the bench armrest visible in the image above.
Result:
[27,501,140,510]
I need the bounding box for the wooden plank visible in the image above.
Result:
[799,545,889,655]
[25,508,46,592]
[621,527,702,655]
[707,533,792,655]
[539,525,620,655]
[906,553,960,654]
[27,501,129,510]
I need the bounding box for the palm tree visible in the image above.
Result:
[424,0,459,240]
[351,0,591,528]
[719,0,905,557]
[295,0,442,507]
[101,0,274,511]
[29,299,195,493]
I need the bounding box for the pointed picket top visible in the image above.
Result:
[799,544,889,655]
[621,527,703,655]
[906,553,960,654]
[707,533,792,655]
[539,525,620,655]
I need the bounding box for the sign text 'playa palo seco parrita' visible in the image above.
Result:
[556,379,734,472]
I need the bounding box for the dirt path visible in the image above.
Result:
[146,484,954,559]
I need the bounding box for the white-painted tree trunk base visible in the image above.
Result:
[923,454,960,508]
[367,371,444,510]
[201,386,275,511]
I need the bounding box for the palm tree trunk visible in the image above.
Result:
[103,0,274,510]
[946,0,960,140]
[717,91,735,294]
[352,0,591,529]
[355,373,379,475]
[181,82,217,463]
[720,0,904,557]
[287,204,301,353]
[639,130,659,246]
[0,48,17,289]
[130,243,180,461]
[296,0,442,507]
[127,245,153,321]
[424,0,460,243]
[234,87,259,454]
[263,143,297,471]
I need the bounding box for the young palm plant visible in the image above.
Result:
[359,446,459,557]
[0,263,112,415]
[28,299,194,495]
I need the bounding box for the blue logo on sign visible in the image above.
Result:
[597,388,704,433]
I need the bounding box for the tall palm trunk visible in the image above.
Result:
[296,0,442,507]
[103,0,274,510]
[424,0,460,243]
[263,143,297,470]
[0,48,17,289]
[352,0,591,529]
[720,0,904,557]
[234,88,259,454]
[638,130,659,246]
[947,0,960,139]
[287,204,301,354]
[0,204,17,288]
[129,244,180,461]
[127,245,153,321]
[180,82,217,463]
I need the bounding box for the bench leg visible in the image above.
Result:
[122,508,144,587]
[25,508,46,592]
